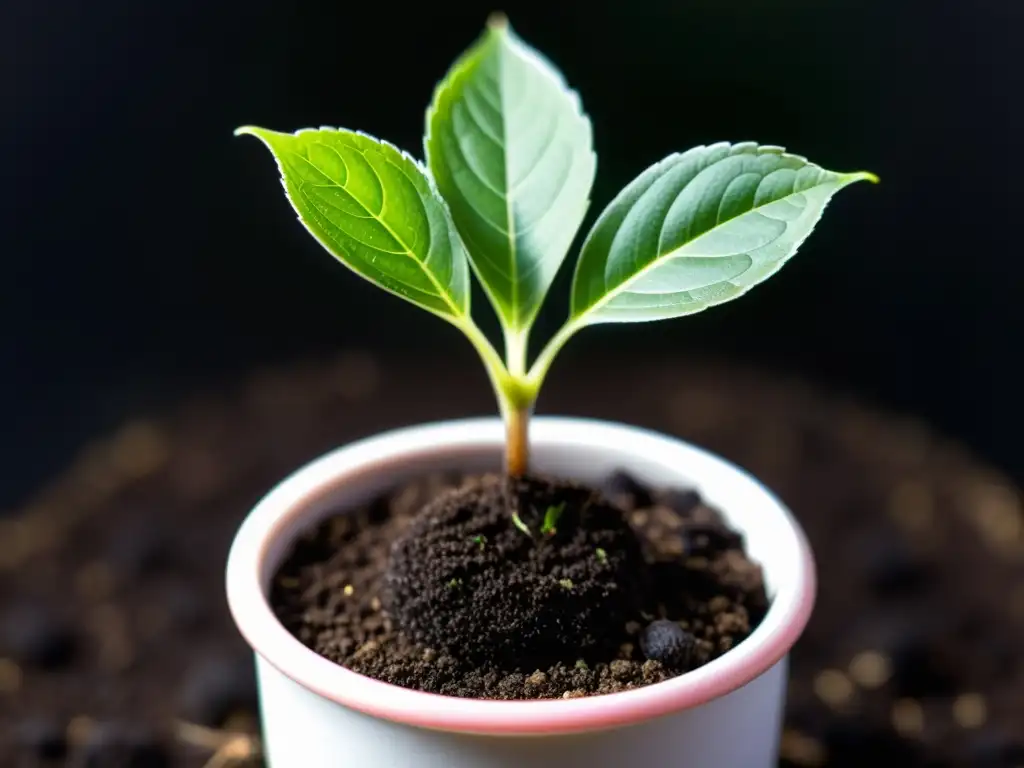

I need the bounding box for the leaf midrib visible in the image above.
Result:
[494,38,520,328]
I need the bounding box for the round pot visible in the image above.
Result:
[226,417,816,767]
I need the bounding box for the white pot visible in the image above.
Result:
[226,417,816,768]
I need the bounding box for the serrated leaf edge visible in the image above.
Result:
[570,141,875,324]
[423,23,597,331]
[236,124,473,324]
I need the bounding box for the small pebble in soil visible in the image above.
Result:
[639,620,698,669]
[15,717,68,761]
[1,605,77,669]
[178,655,258,728]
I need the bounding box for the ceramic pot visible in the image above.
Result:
[226,417,815,767]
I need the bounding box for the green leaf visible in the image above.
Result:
[540,501,566,536]
[425,15,596,332]
[236,126,471,323]
[570,142,877,325]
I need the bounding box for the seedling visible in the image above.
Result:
[472,534,487,550]
[540,502,566,537]
[511,511,532,537]
[237,13,875,478]
[508,501,565,538]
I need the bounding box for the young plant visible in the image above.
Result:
[236,13,876,477]
[540,502,566,537]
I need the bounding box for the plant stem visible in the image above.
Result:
[461,319,569,477]
[504,328,529,377]
[460,319,513,417]
[460,319,536,475]
[506,404,531,477]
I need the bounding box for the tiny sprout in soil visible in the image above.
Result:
[511,511,532,537]
[540,502,566,536]
[237,13,875,479]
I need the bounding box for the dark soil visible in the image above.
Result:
[270,470,767,699]
[385,474,651,668]
[2,354,1023,765]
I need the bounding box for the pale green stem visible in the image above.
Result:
[459,320,536,476]
[461,318,583,477]
[504,327,530,378]
[501,328,532,476]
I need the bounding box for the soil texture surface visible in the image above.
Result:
[272,471,766,699]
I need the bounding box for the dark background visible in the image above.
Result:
[3,0,1021,509]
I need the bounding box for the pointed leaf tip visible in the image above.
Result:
[236,127,472,321]
[426,12,595,332]
[234,125,270,140]
[570,144,877,325]
[842,169,879,184]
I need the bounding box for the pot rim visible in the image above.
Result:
[226,417,816,735]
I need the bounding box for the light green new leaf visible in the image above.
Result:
[425,16,596,332]
[236,126,471,323]
[570,142,877,325]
